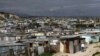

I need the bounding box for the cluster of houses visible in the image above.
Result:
[0,12,100,56]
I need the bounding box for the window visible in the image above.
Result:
[91,36,96,39]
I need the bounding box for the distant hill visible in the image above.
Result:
[0,12,100,20]
[0,12,20,20]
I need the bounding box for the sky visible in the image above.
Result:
[0,0,100,16]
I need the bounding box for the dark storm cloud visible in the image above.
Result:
[0,0,100,16]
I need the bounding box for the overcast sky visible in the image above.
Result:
[0,0,100,16]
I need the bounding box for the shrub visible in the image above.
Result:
[39,52,53,56]
[92,52,100,56]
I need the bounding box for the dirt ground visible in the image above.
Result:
[53,42,100,56]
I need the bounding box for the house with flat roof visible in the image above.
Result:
[59,35,85,53]
[81,34,100,44]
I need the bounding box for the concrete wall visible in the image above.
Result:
[74,40,80,52]
[82,35,100,44]
[81,35,91,44]
[60,40,81,53]
[38,46,44,55]
[69,41,74,53]
[91,36,100,42]
[60,42,64,53]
